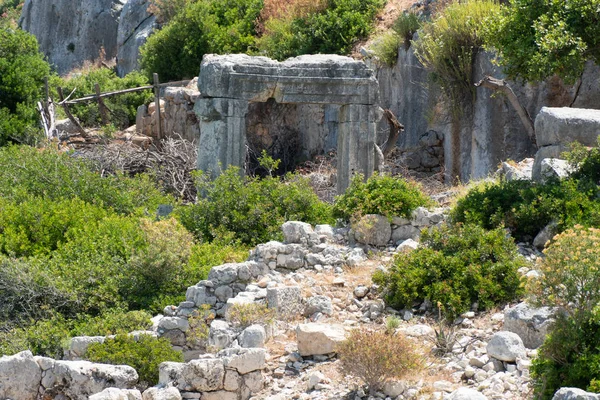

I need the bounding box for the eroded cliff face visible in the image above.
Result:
[19,0,126,75]
[374,46,600,183]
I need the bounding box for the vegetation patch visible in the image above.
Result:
[333,173,432,222]
[373,223,525,319]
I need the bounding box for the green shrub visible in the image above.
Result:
[333,173,432,221]
[528,226,600,320]
[71,310,153,337]
[371,32,402,66]
[0,145,171,215]
[140,0,263,81]
[451,178,600,242]
[177,166,332,246]
[532,314,600,399]
[0,28,50,145]
[0,314,72,358]
[373,224,525,319]
[60,68,152,129]
[187,236,249,283]
[85,334,183,386]
[257,0,383,60]
[0,256,74,326]
[337,328,422,395]
[392,12,422,49]
[413,0,500,112]
[528,225,600,398]
[187,304,215,349]
[485,0,600,83]
[0,197,109,257]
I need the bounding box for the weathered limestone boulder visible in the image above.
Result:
[304,295,333,317]
[533,221,559,249]
[67,336,107,360]
[353,214,392,246]
[142,386,182,400]
[90,388,142,400]
[282,221,319,245]
[220,348,266,375]
[36,357,138,400]
[486,331,526,362]
[552,388,600,400]
[448,387,488,400]
[20,0,125,74]
[267,286,303,319]
[540,158,573,182]
[504,302,555,349]
[296,323,346,356]
[239,324,266,348]
[0,350,41,400]
[499,158,534,181]
[116,0,157,77]
[208,320,238,351]
[533,107,600,181]
[159,358,225,392]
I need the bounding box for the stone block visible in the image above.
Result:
[266,286,303,319]
[296,323,346,356]
[353,214,391,246]
[486,331,526,362]
[504,302,555,348]
[535,107,600,148]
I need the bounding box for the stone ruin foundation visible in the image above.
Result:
[195,54,382,193]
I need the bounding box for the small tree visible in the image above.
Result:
[0,28,50,145]
[337,328,422,395]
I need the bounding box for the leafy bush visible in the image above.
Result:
[337,328,422,395]
[532,314,600,399]
[147,0,190,24]
[140,0,263,81]
[60,68,152,128]
[333,173,431,221]
[226,303,275,329]
[0,310,153,358]
[85,334,183,386]
[0,145,171,215]
[485,0,600,83]
[528,226,600,320]
[373,224,525,319]
[413,0,500,111]
[0,28,50,145]
[177,166,332,246]
[257,0,383,60]
[451,178,600,242]
[187,236,249,283]
[0,197,109,257]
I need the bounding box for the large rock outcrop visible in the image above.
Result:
[116,0,157,77]
[374,45,600,183]
[20,0,126,74]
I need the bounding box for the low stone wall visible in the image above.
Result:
[136,79,200,143]
[0,351,138,400]
[159,348,266,399]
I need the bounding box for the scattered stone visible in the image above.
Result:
[552,387,600,400]
[448,387,488,400]
[353,285,369,299]
[396,238,420,251]
[486,331,527,362]
[533,221,559,249]
[296,323,346,356]
[90,388,142,400]
[304,295,333,317]
[142,386,182,400]
[383,380,406,397]
[239,325,266,348]
[307,371,326,390]
[398,324,435,337]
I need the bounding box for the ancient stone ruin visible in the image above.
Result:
[195,54,381,193]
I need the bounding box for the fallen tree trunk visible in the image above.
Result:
[475,75,536,148]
